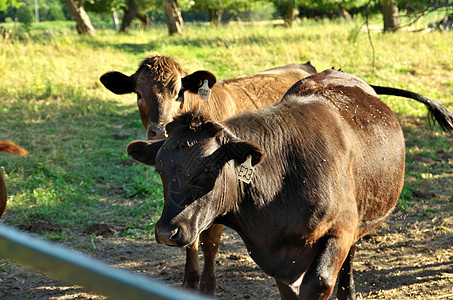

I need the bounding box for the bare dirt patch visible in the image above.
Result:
[0,200,451,300]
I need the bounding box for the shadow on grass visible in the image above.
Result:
[0,87,163,231]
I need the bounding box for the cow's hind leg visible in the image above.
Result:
[337,244,356,300]
[199,223,224,295]
[299,234,353,300]
[183,236,200,290]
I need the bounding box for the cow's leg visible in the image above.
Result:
[299,235,353,300]
[199,223,224,294]
[275,278,299,300]
[337,244,356,300]
[183,236,200,290]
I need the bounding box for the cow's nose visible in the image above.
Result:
[155,222,180,246]
[146,125,166,140]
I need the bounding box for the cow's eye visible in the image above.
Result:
[136,92,142,100]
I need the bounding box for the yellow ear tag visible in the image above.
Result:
[237,155,254,184]
[198,79,211,101]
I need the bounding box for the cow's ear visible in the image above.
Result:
[127,139,165,166]
[180,70,217,94]
[224,140,265,167]
[100,71,135,95]
[209,139,265,170]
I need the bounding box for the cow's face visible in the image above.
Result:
[100,57,216,140]
[133,68,183,139]
[127,117,264,247]
[100,68,183,140]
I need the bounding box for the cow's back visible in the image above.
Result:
[197,66,313,121]
[287,69,405,237]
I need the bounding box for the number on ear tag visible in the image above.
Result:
[237,155,254,184]
[198,79,211,101]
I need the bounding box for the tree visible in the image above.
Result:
[382,0,399,31]
[276,0,298,26]
[120,0,150,32]
[188,0,267,25]
[64,0,96,35]
[163,0,183,35]
[0,0,19,11]
[84,0,154,32]
[17,2,34,25]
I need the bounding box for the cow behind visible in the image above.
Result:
[0,141,28,218]
[127,69,452,299]
[100,55,316,140]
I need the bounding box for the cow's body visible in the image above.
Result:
[0,141,28,218]
[127,69,409,299]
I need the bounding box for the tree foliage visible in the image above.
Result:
[185,0,274,23]
[0,0,19,11]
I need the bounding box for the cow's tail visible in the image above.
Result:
[0,141,29,156]
[370,85,453,132]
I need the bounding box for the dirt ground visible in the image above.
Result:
[0,199,452,300]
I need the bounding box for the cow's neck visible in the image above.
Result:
[183,86,238,121]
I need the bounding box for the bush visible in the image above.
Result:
[39,3,66,21]
[16,4,34,30]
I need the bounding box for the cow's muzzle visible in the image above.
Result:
[155,221,183,247]
[146,125,166,140]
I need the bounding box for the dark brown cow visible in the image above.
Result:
[100,56,317,140]
[0,141,28,218]
[101,56,316,293]
[127,69,453,299]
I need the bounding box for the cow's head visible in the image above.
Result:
[100,56,216,140]
[127,112,264,247]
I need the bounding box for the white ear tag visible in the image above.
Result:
[198,79,211,101]
[237,155,254,184]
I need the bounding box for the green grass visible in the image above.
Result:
[0,19,452,240]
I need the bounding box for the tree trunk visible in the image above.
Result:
[283,2,298,26]
[214,9,223,25]
[64,0,95,36]
[120,0,138,32]
[163,0,183,35]
[382,0,399,32]
[208,8,223,25]
[112,11,120,31]
[338,4,352,22]
[136,11,150,29]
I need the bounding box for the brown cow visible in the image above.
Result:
[0,141,28,218]
[100,56,316,293]
[127,69,453,299]
[100,55,317,140]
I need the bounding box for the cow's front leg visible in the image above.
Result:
[337,244,356,300]
[199,224,224,295]
[299,234,354,300]
[275,278,299,300]
[183,236,200,290]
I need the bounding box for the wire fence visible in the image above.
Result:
[0,224,209,300]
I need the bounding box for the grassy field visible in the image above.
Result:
[0,19,452,244]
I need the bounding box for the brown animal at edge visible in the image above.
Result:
[100,56,317,294]
[127,69,453,299]
[0,141,28,218]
